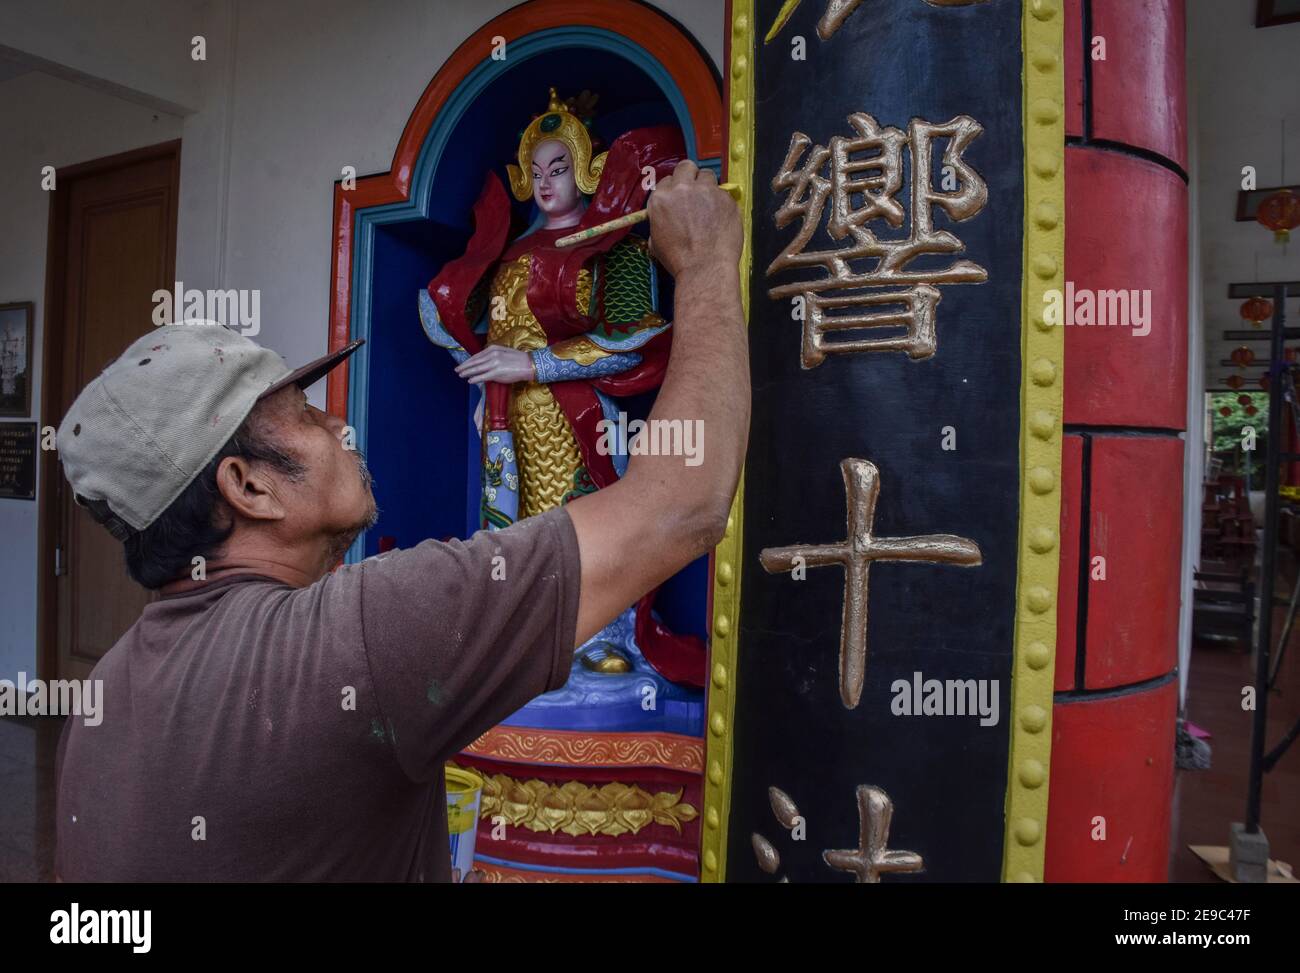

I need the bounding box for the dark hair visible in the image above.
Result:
[122,409,306,588]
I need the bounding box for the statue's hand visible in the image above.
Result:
[454,345,536,384]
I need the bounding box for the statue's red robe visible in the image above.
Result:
[427,126,706,688]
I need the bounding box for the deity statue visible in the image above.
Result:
[418,88,706,707]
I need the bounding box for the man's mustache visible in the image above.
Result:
[354,448,375,492]
[353,448,380,532]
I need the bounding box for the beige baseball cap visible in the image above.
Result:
[58,324,363,538]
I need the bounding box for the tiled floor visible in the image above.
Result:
[0,715,62,882]
[1169,569,1300,882]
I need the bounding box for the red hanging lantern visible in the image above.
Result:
[1225,374,1245,389]
[1259,375,1271,390]
[1241,297,1274,327]
[1238,394,1253,405]
[1220,406,1233,417]
[1231,346,1256,369]
[1257,188,1300,244]
[1245,405,1259,416]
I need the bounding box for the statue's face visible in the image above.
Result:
[531,139,582,220]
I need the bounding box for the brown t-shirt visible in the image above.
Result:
[55,507,580,882]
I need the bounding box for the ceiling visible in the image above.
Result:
[0,52,33,84]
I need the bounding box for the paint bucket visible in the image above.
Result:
[445,765,483,882]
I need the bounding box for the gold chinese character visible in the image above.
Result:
[751,786,802,881]
[766,0,988,44]
[768,113,988,365]
[823,785,923,883]
[752,783,924,883]
[759,458,981,709]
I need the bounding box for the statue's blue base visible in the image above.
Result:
[500,605,705,735]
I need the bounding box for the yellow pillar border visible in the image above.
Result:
[1002,0,1065,883]
[700,0,755,883]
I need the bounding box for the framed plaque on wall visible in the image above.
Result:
[0,301,34,417]
[0,422,37,500]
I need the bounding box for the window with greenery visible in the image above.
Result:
[1210,391,1269,485]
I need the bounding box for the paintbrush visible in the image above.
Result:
[555,182,742,248]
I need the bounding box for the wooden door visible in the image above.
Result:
[39,142,180,682]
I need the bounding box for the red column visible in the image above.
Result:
[1045,0,1187,882]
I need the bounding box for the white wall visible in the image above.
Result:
[0,0,203,112]
[1179,47,1204,711]
[176,0,722,388]
[0,0,724,683]
[1188,0,1300,381]
[0,71,184,681]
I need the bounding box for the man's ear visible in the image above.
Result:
[215,456,287,522]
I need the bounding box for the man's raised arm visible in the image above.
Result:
[565,160,750,646]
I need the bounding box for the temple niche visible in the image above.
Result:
[329,4,723,881]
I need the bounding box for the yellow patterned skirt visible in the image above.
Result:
[509,382,583,518]
[487,254,585,518]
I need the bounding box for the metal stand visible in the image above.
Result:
[1233,284,1291,882]
[1269,366,1300,688]
[1268,566,1299,689]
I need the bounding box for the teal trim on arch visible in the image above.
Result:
[343,24,719,563]
[405,27,707,220]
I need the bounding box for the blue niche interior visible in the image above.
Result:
[350,35,717,666]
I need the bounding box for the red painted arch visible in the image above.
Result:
[326,0,723,418]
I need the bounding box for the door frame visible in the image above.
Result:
[36,139,181,681]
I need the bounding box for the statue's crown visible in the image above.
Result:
[507,87,607,202]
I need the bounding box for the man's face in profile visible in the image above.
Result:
[253,385,378,557]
